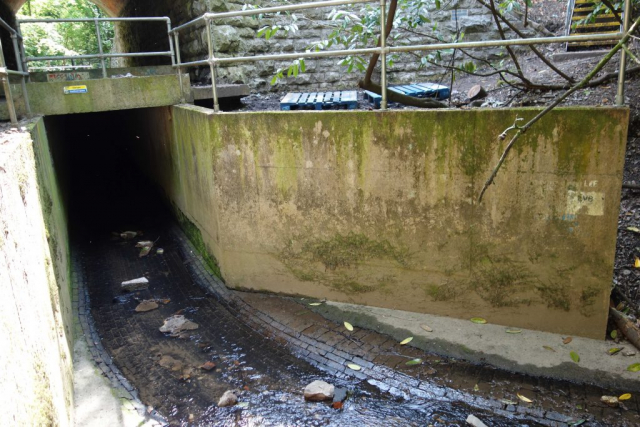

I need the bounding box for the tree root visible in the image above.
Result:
[610,307,640,351]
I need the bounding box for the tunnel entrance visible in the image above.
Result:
[42,110,525,426]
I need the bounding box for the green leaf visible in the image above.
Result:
[570,351,580,363]
[344,321,354,331]
[299,59,306,73]
[506,329,522,334]
[611,330,618,339]
[347,363,361,371]
[400,337,413,345]
[405,358,422,366]
[627,363,640,372]
[608,347,623,355]
[543,345,556,352]
[270,75,278,85]
[470,317,487,324]
[435,0,441,9]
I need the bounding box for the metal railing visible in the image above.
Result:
[17,17,176,79]
[170,0,629,113]
[0,17,30,124]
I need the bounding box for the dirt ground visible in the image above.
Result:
[233,3,640,335]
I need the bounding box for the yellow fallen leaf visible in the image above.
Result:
[309,302,322,306]
[635,257,640,268]
[470,317,487,324]
[400,337,413,345]
[517,393,533,403]
[344,321,354,332]
[347,363,361,371]
[628,226,640,233]
[619,393,632,401]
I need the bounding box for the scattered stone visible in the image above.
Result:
[121,277,149,291]
[158,355,184,371]
[624,350,637,357]
[135,300,159,312]
[466,414,489,427]
[159,315,199,335]
[200,361,216,371]
[304,380,335,402]
[218,390,238,407]
[601,395,620,407]
[623,269,632,276]
[157,248,164,255]
[333,387,348,403]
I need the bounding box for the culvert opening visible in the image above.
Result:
[40,109,530,426]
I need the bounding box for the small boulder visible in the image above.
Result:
[121,277,149,292]
[135,300,158,312]
[218,390,238,407]
[304,380,334,402]
[159,315,199,335]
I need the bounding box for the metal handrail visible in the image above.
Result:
[17,17,176,79]
[171,0,628,113]
[0,16,30,124]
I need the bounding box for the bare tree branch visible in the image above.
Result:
[478,14,640,203]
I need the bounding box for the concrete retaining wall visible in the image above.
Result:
[130,105,628,339]
[0,118,73,426]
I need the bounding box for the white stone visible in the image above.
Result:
[217,390,238,407]
[303,380,334,402]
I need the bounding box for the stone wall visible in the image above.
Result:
[115,0,532,92]
[127,105,628,339]
[0,118,73,426]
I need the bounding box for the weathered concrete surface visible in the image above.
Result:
[0,74,191,119]
[192,83,250,100]
[130,106,628,339]
[28,65,178,83]
[316,300,640,392]
[0,118,73,426]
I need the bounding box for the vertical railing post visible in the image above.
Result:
[11,33,30,114]
[379,0,387,110]
[94,19,107,78]
[0,41,18,124]
[16,22,28,82]
[174,32,185,103]
[205,16,220,112]
[616,0,631,105]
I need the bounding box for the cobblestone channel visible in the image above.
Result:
[72,217,640,426]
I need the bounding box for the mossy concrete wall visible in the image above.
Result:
[0,118,73,425]
[0,74,190,119]
[131,105,628,339]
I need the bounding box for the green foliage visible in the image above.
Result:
[18,0,114,69]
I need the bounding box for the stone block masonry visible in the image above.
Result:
[115,0,534,92]
[128,105,628,339]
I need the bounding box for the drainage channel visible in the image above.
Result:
[58,109,630,426]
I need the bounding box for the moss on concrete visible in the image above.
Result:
[173,204,222,279]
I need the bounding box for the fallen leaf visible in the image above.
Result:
[309,302,322,306]
[611,330,618,340]
[400,337,413,345]
[237,402,249,409]
[344,322,354,332]
[157,248,164,255]
[543,345,556,352]
[569,420,586,426]
[136,240,154,248]
[139,246,152,257]
[619,393,632,401]
[570,351,580,363]
[517,393,533,403]
[501,399,517,405]
[420,324,433,332]
[470,317,487,324]
[332,401,343,409]
[636,258,640,268]
[405,358,422,366]
[120,231,138,240]
[563,337,573,345]
[473,384,480,392]
[608,347,623,355]
[627,363,640,372]
[347,363,361,371]
[628,226,640,233]
[135,300,159,312]
[506,329,522,334]
[200,361,216,371]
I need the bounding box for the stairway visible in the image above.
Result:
[564,0,623,51]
